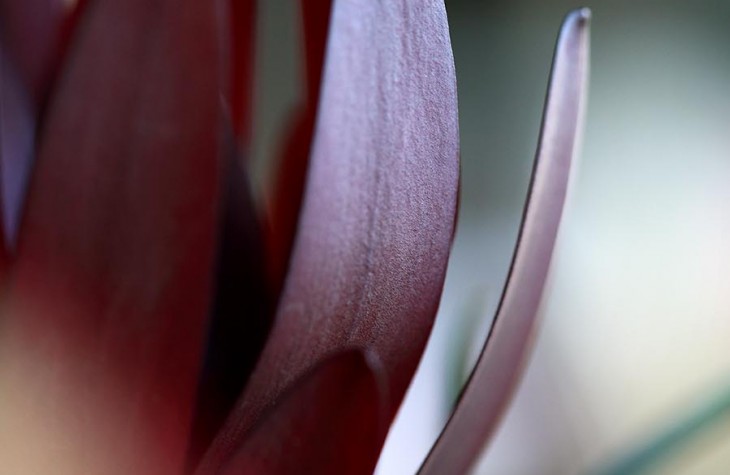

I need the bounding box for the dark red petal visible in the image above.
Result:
[264,0,333,297]
[419,9,591,475]
[198,0,459,471]
[218,350,387,475]
[228,0,256,145]
[0,1,222,473]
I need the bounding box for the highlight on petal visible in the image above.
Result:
[198,0,459,471]
[419,9,591,475]
[0,0,223,474]
[219,350,387,475]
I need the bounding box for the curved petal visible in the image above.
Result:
[219,350,387,475]
[419,9,591,475]
[198,0,459,471]
[0,0,223,473]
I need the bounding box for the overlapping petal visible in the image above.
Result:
[198,0,459,471]
[219,350,386,475]
[420,9,591,475]
[0,1,223,473]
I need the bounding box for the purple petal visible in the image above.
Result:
[218,350,386,475]
[198,0,459,471]
[419,9,591,475]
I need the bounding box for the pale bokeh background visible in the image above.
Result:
[252,1,730,474]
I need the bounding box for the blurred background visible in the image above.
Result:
[252,1,730,474]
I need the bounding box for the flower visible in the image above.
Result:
[0,1,589,474]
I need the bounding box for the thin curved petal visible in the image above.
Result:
[198,0,459,471]
[419,9,591,475]
[265,0,333,296]
[219,350,387,475]
[0,1,222,474]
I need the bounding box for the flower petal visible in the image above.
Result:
[419,9,591,475]
[0,0,223,473]
[265,0,333,295]
[228,0,255,144]
[218,350,387,475]
[0,0,64,102]
[0,46,35,251]
[198,0,459,471]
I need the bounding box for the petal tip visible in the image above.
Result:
[578,7,592,23]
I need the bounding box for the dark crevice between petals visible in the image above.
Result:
[419,9,591,475]
[216,350,389,475]
[0,0,92,252]
[187,126,272,471]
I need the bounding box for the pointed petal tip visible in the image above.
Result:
[578,7,591,22]
[567,7,591,28]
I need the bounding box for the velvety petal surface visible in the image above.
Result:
[218,350,386,475]
[419,9,591,475]
[0,1,222,474]
[198,0,459,471]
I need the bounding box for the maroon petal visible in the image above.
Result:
[419,9,591,475]
[198,0,459,471]
[265,0,333,296]
[0,1,222,473]
[0,46,35,250]
[0,0,64,103]
[218,350,387,475]
[228,0,255,145]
